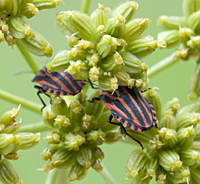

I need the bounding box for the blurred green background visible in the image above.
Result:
[0,0,198,183]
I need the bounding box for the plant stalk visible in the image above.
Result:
[16,39,39,74]
[15,122,51,133]
[148,52,180,78]
[45,168,59,184]
[0,89,41,114]
[100,163,118,184]
[81,0,91,14]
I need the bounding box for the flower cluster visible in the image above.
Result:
[0,0,60,56]
[0,105,40,184]
[41,93,121,181]
[124,89,200,184]
[46,1,159,92]
[157,0,200,100]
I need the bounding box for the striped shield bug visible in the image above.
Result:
[89,85,159,149]
[33,66,86,110]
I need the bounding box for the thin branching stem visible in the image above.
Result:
[0,89,41,114]
[100,163,118,184]
[81,0,91,14]
[45,168,59,184]
[15,122,51,133]
[16,39,39,74]
[148,52,180,78]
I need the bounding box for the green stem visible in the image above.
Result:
[16,39,39,74]
[0,89,41,114]
[45,168,59,184]
[81,0,91,14]
[100,163,118,184]
[15,122,51,133]
[147,52,180,78]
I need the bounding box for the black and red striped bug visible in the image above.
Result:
[89,85,159,148]
[33,66,86,110]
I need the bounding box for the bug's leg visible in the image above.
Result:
[155,122,161,130]
[34,85,50,111]
[107,115,144,149]
[141,88,152,93]
[87,97,100,102]
[87,79,98,89]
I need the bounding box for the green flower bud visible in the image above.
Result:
[195,123,200,141]
[0,134,21,155]
[179,149,200,167]
[92,147,104,161]
[162,98,180,116]
[145,156,159,177]
[183,0,200,18]
[68,162,87,181]
[56,11,96,41]
[159,128,177,149]
[41,143,61,161]
[187,36,200,49]
[124,18,150,43]
[86,130,105,146]
[97,25,106,37]
[156,167,167,184]
[0,105,20,127]
[98,75,118,91]
[157,30,181,48]
[177,125,195,148]
[50,95,68,116]
[158,15,186,30]
[124,35,158,59]
[0,30,5,43]
[159,109,176,129]
[176,112,200,129]
[5,0,22,16]
[188,11,200,34]
[111,1,138,23]
[54,115,71,132]
[125,148,149,179]
[50,147,76,169]
[100,53,122,73]
[148,139,163,151]
[75,145,92,169]
[191,141,200,150]
[90,4,111,28]
[97,35,118,58]
[67,47,87,61]
[92,160,103,172]
[0,158,22,184]
[67,34,78,48]
[112,69,135,88]
[31,0,61,10]
[16,132,40,150]
[46,50,71,72]
[42,110,56,128]
[46,133,60,143]
[159,150,182,172]
[64,133,85,151]
[8,15,32,39]
[105,14,126,38]
[119,51,148,75]
[81,114,92,130]
[175,47,190,60]
[17,30,53,57]
[21,3,40,18]
[2,119,21,133]
[77,39,95,50]
[130,169,150,184]
[87,53,99,66]
[85,99,105,122]
[143,89,162,121]
[168,166,190,184]
[89,66,100,82]
[179,27,194,37]
[190,166,200,183]
[104,132,122,144]
[188,62,200,100]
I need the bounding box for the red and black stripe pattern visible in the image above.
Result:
[33,66,86,96]
[99,86,157,132]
